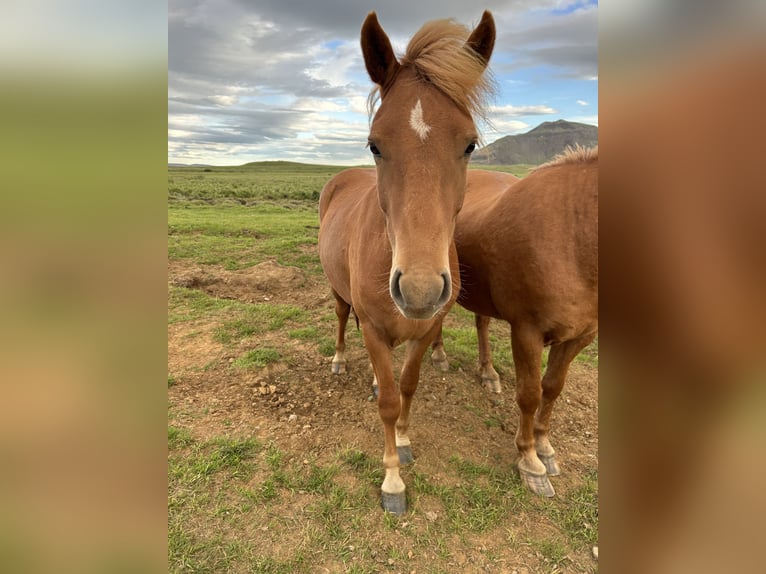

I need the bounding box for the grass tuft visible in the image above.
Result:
[232,347,282,369]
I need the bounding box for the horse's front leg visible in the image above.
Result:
[510,322,553,496]
[535,332,597,476]
[476,314,501,393]
[362,327,406,514]
[396,330,439,465]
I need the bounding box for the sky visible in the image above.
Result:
[168,0,598,166]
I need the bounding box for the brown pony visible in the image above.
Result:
[318,12,495,514]
[432,146,598,496]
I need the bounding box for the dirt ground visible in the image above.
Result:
[168,259,598,571]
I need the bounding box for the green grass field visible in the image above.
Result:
[168,161,598,573]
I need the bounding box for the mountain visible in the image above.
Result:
[472,120,598,165]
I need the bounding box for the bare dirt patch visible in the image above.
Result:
[168,259,598,572]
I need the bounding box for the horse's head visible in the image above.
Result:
[361,11,495,320]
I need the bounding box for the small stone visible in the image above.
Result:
[269,385,277,394]
[425,511,438,521]
[288,414,298,422]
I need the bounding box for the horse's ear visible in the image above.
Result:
[361,12,399,90]
[465,10,495,67]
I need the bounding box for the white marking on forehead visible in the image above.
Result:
[409,99,431,141]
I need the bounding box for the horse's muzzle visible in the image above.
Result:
[390,268,451,319]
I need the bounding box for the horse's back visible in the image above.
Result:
[463,169,520,213]
[459,157,598,341]
[453,170,521,317]
[509,158,598,284]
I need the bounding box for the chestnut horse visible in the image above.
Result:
[432,146,598,496]
[318,12,495,514]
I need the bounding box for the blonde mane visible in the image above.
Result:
[533,144,598,172]
[368,18,496,123]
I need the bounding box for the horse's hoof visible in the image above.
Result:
[397,445,414,465]
[519,467,556,497]
[372,383,379,400]
[482,377,502,394]
[432,358,449,372]
[381,491,407,514]
[538,453,560,476]
[331,362,346,375]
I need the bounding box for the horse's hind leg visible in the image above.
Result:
[476,314,501,393]
[535,332,597,476]
[331,290,351,374]
[430,328,449,371]
[510,323,553,496]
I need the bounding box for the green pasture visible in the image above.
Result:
[168,161,350,203]
[168,161,598,573]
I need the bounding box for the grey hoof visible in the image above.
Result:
[397,445,414,465]
[482,376,502,394]
[331,362,346,375]
[381,490,407,514]
[372,382,379,399]
[432,358,449,372]
[538,453,560,476]
[519,467,555,497]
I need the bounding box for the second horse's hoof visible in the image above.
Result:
[538,453,560,476]
[519,467,555,497]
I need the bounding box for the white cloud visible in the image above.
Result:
[569,114,598,126]
[490,104,559,116]
[483,119,530,137]
[168,1,598,165]
[207,95,239,106]
[577,99,589,106]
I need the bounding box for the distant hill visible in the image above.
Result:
[472,120,598,165]
[168,162,212,168]
[168,160,360,172]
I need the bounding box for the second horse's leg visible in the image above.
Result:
[511,323,553,496]
[535,332,597,476]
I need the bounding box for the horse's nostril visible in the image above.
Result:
[439,272,451,304]
[390,269,403,303]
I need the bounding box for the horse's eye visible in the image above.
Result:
[368,142,381,157]
[464,142,477,155]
